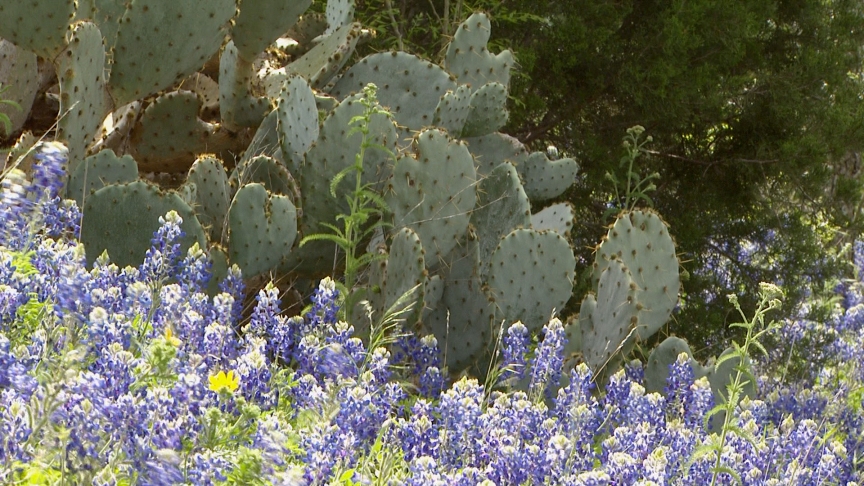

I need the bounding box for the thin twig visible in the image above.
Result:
[384,0,404,51]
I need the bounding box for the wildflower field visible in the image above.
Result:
[0,139,862,485]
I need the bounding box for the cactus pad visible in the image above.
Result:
[594,209,680,341]
[128,91,233,173]
[470,162,530,265]
[487,229,576,331]
[66,149,139,208]
[219,41,272,130]
[520,151,580,201]
[183,155,231,243]
[460,82,508,138]
[530,202,575,238]
[56,21,113,172]
[579,259,640,376]
[0,40,38,138]
[331,52,457,131]
[463,132,529,177]
[286,22,362,89]
[379,227,426,326]
[386,129,476,267]
[228,183,298,279]
[444,13,514,91]
[108,0,237,106]
[276,74,319,173]
[324,0,356,36]
[432,85,472,136]
[229,155,300,204]
[232,0,311,61]
[0,0,75,60]
[80,181,206,268]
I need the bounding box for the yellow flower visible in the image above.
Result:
[209,370,240,393]
[163,327,181,347]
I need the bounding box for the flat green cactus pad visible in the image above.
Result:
[229,155,300,205]
[324,0,356,36]
[387,129,477,267]
[0,0,75,60]
[80,181,207,268]
[109,0,237,106]
[183,156,231,244]
[531,202,575,238]
[0,40,38,138]
[445,12,514,91]
[219,41,273,130]
[460,82,509,138]
[379,227,426,327]
[520,151,580,201]
[232,0,311,61]
[433,85,472,136]
[470,162,530,266]
[228,183,298,279]
[56,21,113,172]
[277,74,319,174]
[331,52,457,131]
[594,209,680,341]
[463,132,528,177]
[423,238,496,373]
[242,109,285,168]
[90,0,128,51]
[66,149,139,208]
[579,259,640,376]
[487,229,576,332]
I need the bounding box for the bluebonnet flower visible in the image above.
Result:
[397,399,440,462]
[0,169,33,248]
[436,377,485,468]
[175,243,212,293]
[139,211,185,284]
[305,277,339,332]
[218,264,245,323]
[528,317,566,400]
[234,336,275,409]
[498,321,529,387]
[0,388,31,463]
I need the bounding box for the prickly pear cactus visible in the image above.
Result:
[276,74,319,173]
[0,0,76,60]
[486,229,576,332]
[331,52,457,133]
[386,129,476,267]
[108,0,237,106]
[531,202,575,238]
[578,259,640,377]
[66,149,139,208]
[182,155,231,243]
[460,82,508,138]
[56,21,112,172]
[227,183,298,279]
[445,12,514,91]
[0,40,38,138]
[470,162,530,264]
[80,181,207,268]
[594,209,680,341]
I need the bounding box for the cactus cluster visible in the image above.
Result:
[1,1,689,382]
